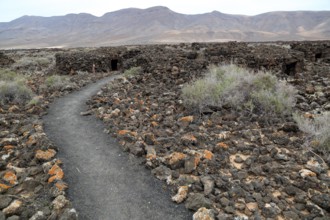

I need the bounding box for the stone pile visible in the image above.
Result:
[290,41,330,63]
[1,41,328,219]
[55,41,314,78]
[55,47,126,74]
[88,42,330,219]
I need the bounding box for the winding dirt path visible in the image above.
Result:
[43,75,191,220]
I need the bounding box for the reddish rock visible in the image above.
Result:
[3,171,17,185]
[117,130,131,136]
[216,142,229,150]
[203,150,214,160]
[179,116,194,123]
[0,183,11,190]
[164,152,187,169]
[178,116,194,126]
[35,149,57,161]
[181,134,198,145]
[55,181,68,191]
[117,130,137,137]
[26,135,37,146]
[4,145,15,151]
[172,186,189,203]
[48,164,64,183]
[193,207,215,220]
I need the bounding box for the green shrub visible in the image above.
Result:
[0,69,34,105]
[36,57,52,66]
[293,112,330,151]
[181,64,297,118]
[12,56,53,72]
[123,66,142,78]
[0,81,33,105]
[0,69,17,81]
[44,75,73,91]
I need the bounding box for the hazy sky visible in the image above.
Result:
[1,0,329,22]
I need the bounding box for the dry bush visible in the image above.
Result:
[181,64,297,118]
[123,66,143,78]
[12,55,54,74]
[43,75,75,91]
[0,69,33,105]
[293,112,330,152]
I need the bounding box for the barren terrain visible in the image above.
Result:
[0,41,329,219]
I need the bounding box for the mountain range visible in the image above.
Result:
[0,6,329,48]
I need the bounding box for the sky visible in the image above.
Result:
[1,0,330,22]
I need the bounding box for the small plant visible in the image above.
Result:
[0,81,33,105]
[293,112,330,152]
[0,69,17,81]
[12,56,53,72]
[36,57,52,66]
[0,69,34,105]
[44,75,73,91]
[123,66,142,78]
[181,64,297,119]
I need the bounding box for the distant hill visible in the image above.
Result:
[0,6,329,48]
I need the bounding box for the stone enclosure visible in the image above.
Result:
[54,41,330,76]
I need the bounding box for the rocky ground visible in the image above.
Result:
[0,41,329,220]
[87,42,330,220]
[0,49,112,219]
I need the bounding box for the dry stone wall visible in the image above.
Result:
[55,49,124,74]
[53,42,324,77]
[290,41,330,63]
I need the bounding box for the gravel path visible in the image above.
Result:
[43,75,191,220]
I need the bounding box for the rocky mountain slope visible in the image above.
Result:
[0,6,330,48]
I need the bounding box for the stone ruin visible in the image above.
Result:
[55,47,126,74]
[195,42,305,76]
[54,41,330,76]
[290,41,330,63]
